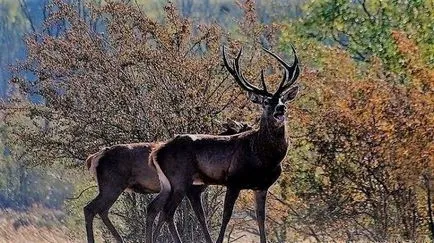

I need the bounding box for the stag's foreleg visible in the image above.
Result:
[216,187,241,243]
[255,190,268,243]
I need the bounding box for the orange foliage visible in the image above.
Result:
[275,31,434,241]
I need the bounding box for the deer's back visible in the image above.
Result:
[97,143,160,193]
[153,132,282,189]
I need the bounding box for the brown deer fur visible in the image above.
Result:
[83,120,251,243]
[145,46,300,243]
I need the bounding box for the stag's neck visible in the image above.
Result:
[253,118,288,167]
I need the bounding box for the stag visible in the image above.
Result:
[145,46,300,243]
[83,120,251,243]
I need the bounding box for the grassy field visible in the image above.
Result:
[0,205,260,243]
[0,206,78,243]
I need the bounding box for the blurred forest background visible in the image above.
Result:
[0,0,433,242]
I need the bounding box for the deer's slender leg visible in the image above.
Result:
[152,211,181,243]
[84,194,100,243]
[153,212,166,243]
[160,189,186,243]
[216,187,241,243]
[145,184,171,243]
[255,190,268,243]
[100,210,123,243]
[186,185,213,243]
[84,186,124,243]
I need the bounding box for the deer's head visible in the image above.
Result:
[223,46,300,127]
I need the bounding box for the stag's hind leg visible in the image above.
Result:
[156,189,186,243]
[216,187,241,243]
[153,186,202,243]
[186,185,213,243]
[148,145,195,243]
[152,212,166,242]
[147,186,187,243]
[152,211,178,243]
[145,177,171,243]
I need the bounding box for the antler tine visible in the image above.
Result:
[260,70,268,93]
[262,44,299,95]
[279,64,300,94]
[223,46,253,93]
[223,46,271,96]
[275,68,289,95]
[233,49,271,96]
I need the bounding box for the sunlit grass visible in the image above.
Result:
[0,206,78,243]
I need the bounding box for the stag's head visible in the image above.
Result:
[223,46,300,126]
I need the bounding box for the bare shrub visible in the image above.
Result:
[7,0,284,242]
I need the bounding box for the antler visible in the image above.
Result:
[223,47,272,97]
[223,45,299,97]
[262,44,299,96]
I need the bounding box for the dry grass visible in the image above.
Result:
[0,206,78,243]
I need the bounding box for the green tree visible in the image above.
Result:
[300,0,434,75]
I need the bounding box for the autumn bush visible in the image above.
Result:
[265,26,434,241]
[5,0,288,242]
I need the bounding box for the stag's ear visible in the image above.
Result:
[248,92,265,104]
[226,118,241,131]
[281,85,299,103]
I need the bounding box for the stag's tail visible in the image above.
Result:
[85,148,108,179]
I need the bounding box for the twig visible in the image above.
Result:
[66,185,97,200]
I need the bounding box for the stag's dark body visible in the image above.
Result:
[146,46,300,243]
[149,114,288,243]
[159,126,286,189]
[84,121,250,243]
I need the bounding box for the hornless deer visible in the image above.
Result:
[145,46,300,243]
[83,120,251,243]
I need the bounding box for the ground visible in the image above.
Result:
[0,206,78,243]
